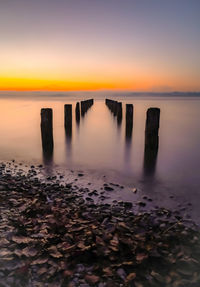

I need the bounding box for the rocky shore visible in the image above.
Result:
[0,163,200,287]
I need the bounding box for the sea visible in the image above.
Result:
[1,91,200,223]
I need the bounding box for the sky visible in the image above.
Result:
[0,0,199,92]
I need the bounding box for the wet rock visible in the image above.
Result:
[124,202,132,208]
[137,201,146,207]
[104,186,114,191]
[117,268,127,280]
[85,274,100,284]
[86,197,93,201]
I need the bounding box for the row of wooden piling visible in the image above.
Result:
[41,99,94,153]
[81,99,94,116]
[41,99,160,157]
[105,99,122,123]
[105,99,133,136]
[105,99,160,151]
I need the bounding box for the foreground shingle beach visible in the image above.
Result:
[0,163,200,287]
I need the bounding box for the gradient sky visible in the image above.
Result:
[0,0,199,91]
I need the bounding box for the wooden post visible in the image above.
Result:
[143,108,160,175]
[113,101,118,116]
[126,104,133,138]
[117,102,122,124]
[81,101,85,116]
[145,108,160,150]
[64,104,72,134]
[75,102,80,123]
[41,108,54,153]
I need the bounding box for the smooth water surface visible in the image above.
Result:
[0,94,200,220]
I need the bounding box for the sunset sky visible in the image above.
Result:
[0,0,199,92]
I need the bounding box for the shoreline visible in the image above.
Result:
[0,160,197,224]
[0,162,200,286]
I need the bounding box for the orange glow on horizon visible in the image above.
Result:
[1,76,198,92]
[0,76,155,92]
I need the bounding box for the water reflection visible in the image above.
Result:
[42,147,54,177]
[65,126,72,161]
[42,149,54,166]
[125,124,133,139]
[143,144,158,176]
[124,132,133,170]
[124,111,133,170]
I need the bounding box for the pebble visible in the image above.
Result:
[104,186,114,191]
[117,268,127,280]
[138,201,146,207]
[124,202,133,208]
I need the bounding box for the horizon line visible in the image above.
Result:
[0,89,200,94]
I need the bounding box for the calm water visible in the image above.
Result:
[1,94,200,220]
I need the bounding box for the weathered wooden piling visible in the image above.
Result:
[40,108,54,152]
[81,101,85,116]
[117,102,122,124]
[113,101,118,116]
[75,102,80,123]
[64,104,72,133]
[126,104,133,138]
[145,108,160,150]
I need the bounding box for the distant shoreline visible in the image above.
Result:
[0,90,200,98]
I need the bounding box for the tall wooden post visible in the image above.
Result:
[117,102,122,125]
[113,101,118,116]
[41,108,54,153]
[81,101,85,116]
[75,102,80,123]
[145,108,160,150]
[64,104,72,135]
[144,108,160,175]
[126,104,133,138]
